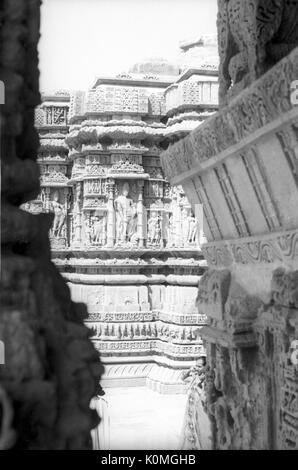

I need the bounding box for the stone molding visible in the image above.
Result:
[202,228,298,268]
[161,46,298,184]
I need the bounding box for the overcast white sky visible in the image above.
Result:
[39,0,218,93]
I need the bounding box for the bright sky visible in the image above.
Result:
[39,0,218,93]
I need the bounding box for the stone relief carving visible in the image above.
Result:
[46,106,68,126]
[72,183,83,245]
[50,191,67,238]
[161,46,298,182]
[91,214,107,246]
[182,209,199,245]
[115,182,137,245]
[147,211,161,246]
[192,265,298,449]
[217,0,298,106]
[197,269,231,322]
[1,0,103,449]
[30,51,215,404]
[202,229,298,268]
[181,357,212,449]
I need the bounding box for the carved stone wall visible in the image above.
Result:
[161,4,298,449]
[217,0,298,106]
[27,65,218,392]
[0,0,103,449]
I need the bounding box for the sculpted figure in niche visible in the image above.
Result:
[72,183,83,244]
[115,182,137,244]
[84,217,92,246]
[91,215,106,245]
[147,211,161,246]
[39,188,47,210]
[218,0,298,105]
[50,191,66,237]
[187,212,198,244]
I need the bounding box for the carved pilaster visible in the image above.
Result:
[137,180,145,248]
[106,179,115,248]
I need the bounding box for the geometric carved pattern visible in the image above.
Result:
[202,229,298,267]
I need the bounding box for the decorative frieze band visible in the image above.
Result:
[161,46,298,183]
[93,339,204,357]
[202,228,298,268]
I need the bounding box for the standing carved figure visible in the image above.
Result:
[92,216,106,245]
[114,182,137,243]
[73,183,82,244]
[84,217,92,246]
[187,214,198,244]
[50,192,66,237]
[167,214,175,247]
[147,211,161,246]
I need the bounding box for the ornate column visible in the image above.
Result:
[106,179,115,248]
[137,180,145,248]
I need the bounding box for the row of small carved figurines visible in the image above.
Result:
[87,321,202,343]
[53,257,204,266]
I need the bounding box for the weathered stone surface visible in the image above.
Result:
[217,0,298,106]
[161,2,298,450]
[0,0,103,449]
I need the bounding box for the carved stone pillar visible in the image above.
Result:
[137,180,145,248]
[106,179,115,248]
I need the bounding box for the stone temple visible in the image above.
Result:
[1,0,298,451]
[27,44,219,393]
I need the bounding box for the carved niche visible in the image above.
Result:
[114,181,138,245]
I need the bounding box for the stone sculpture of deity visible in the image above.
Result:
[187,213,198,244]
[50,191,66,238]
[114,182,137,244]
[147,211,161,246]
[91,215,106,245]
